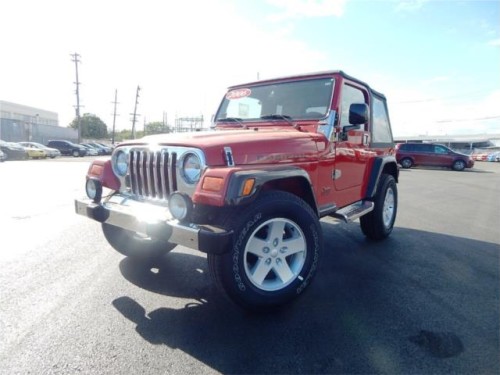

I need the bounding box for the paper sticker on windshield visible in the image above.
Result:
[226,88,251,100]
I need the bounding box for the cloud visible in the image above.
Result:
[389,88,500,137]
[487,38,500,47]
[422,76,452,86]
[266,0,347,21]
[394,0,429,12]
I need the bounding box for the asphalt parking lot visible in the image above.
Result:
[0,159,498,374]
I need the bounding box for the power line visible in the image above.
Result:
[395,88,498,104]
[436,115,500,123]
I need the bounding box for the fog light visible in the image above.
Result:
[168,192,193,221]
[86,178,102,203]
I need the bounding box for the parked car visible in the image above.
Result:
[80,144,99,156]
[471,151,489,161]
[19,142,61,158]
[47,140,87,157]
[81,143,105,155]
[0,149,6,162]
[75,70,400,311]
[395,142,474,171]
[20,144,47,159]
[96,142,114,154]
[487,151,500,162]
[87,142,112,155]
[0,140,28,160]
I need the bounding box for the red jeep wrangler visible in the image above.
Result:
[75,70,398,311]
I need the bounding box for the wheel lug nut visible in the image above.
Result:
[273,238,279,247]
[265,258,271,265]
[263,247,270,254]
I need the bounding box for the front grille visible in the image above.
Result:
[128,149,177,200]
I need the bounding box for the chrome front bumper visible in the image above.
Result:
[74,195,232,254]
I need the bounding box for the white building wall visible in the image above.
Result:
[0,100,77,143]
[0,100,58,127]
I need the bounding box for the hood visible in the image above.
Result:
[121,129,328,166]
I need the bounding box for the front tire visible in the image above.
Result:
[400,158,413,169]
[360,174,397,240]
[102,223,176,261]
[452,160,466,171]
[208,191,322,312]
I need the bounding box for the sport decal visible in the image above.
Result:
[226,88,251,100]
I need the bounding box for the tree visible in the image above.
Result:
[144,121,170,135]
[69,113,108,139]
[114,129,144,142]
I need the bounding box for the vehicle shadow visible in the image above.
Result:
[114,222,499,374]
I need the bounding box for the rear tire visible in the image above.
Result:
[208,191,322,312]
[360,174,397,240]
[72,149,80,157]
[102,223,176,261]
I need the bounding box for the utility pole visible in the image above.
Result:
[163,111,168,132]
[111,89,119,145]
[70,53,82,143]
[131,85,141,139]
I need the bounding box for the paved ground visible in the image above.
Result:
[0,158,498,374]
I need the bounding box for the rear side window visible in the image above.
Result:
[372,95,393,144]
[399,143,410,151]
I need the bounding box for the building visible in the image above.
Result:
[0,100,77,144]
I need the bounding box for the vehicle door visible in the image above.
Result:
[432,145,453,166]
[333,81,371,205]
[416,144,434,166]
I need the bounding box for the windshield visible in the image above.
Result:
[215,78,334,122]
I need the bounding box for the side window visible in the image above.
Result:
[421,144,433,152]
[434,145,448,154]
[340,84,366,127]
[372,96,393,143]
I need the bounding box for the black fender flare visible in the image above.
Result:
[364,156,399,199]
[225,167,317,211]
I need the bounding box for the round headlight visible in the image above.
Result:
[115,150,129,176]
[182,153,201,184]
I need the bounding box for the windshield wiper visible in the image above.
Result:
[217,117,246,128]
[260,114,295,126]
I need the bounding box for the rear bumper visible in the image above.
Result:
[74,195,232,254]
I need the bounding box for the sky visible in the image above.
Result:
[1,0,499,137]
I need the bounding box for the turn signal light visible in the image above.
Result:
[242,178,255,196]
[89,164,103,177]
[202,176,224,192]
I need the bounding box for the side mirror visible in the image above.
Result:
[348,103,369,125]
